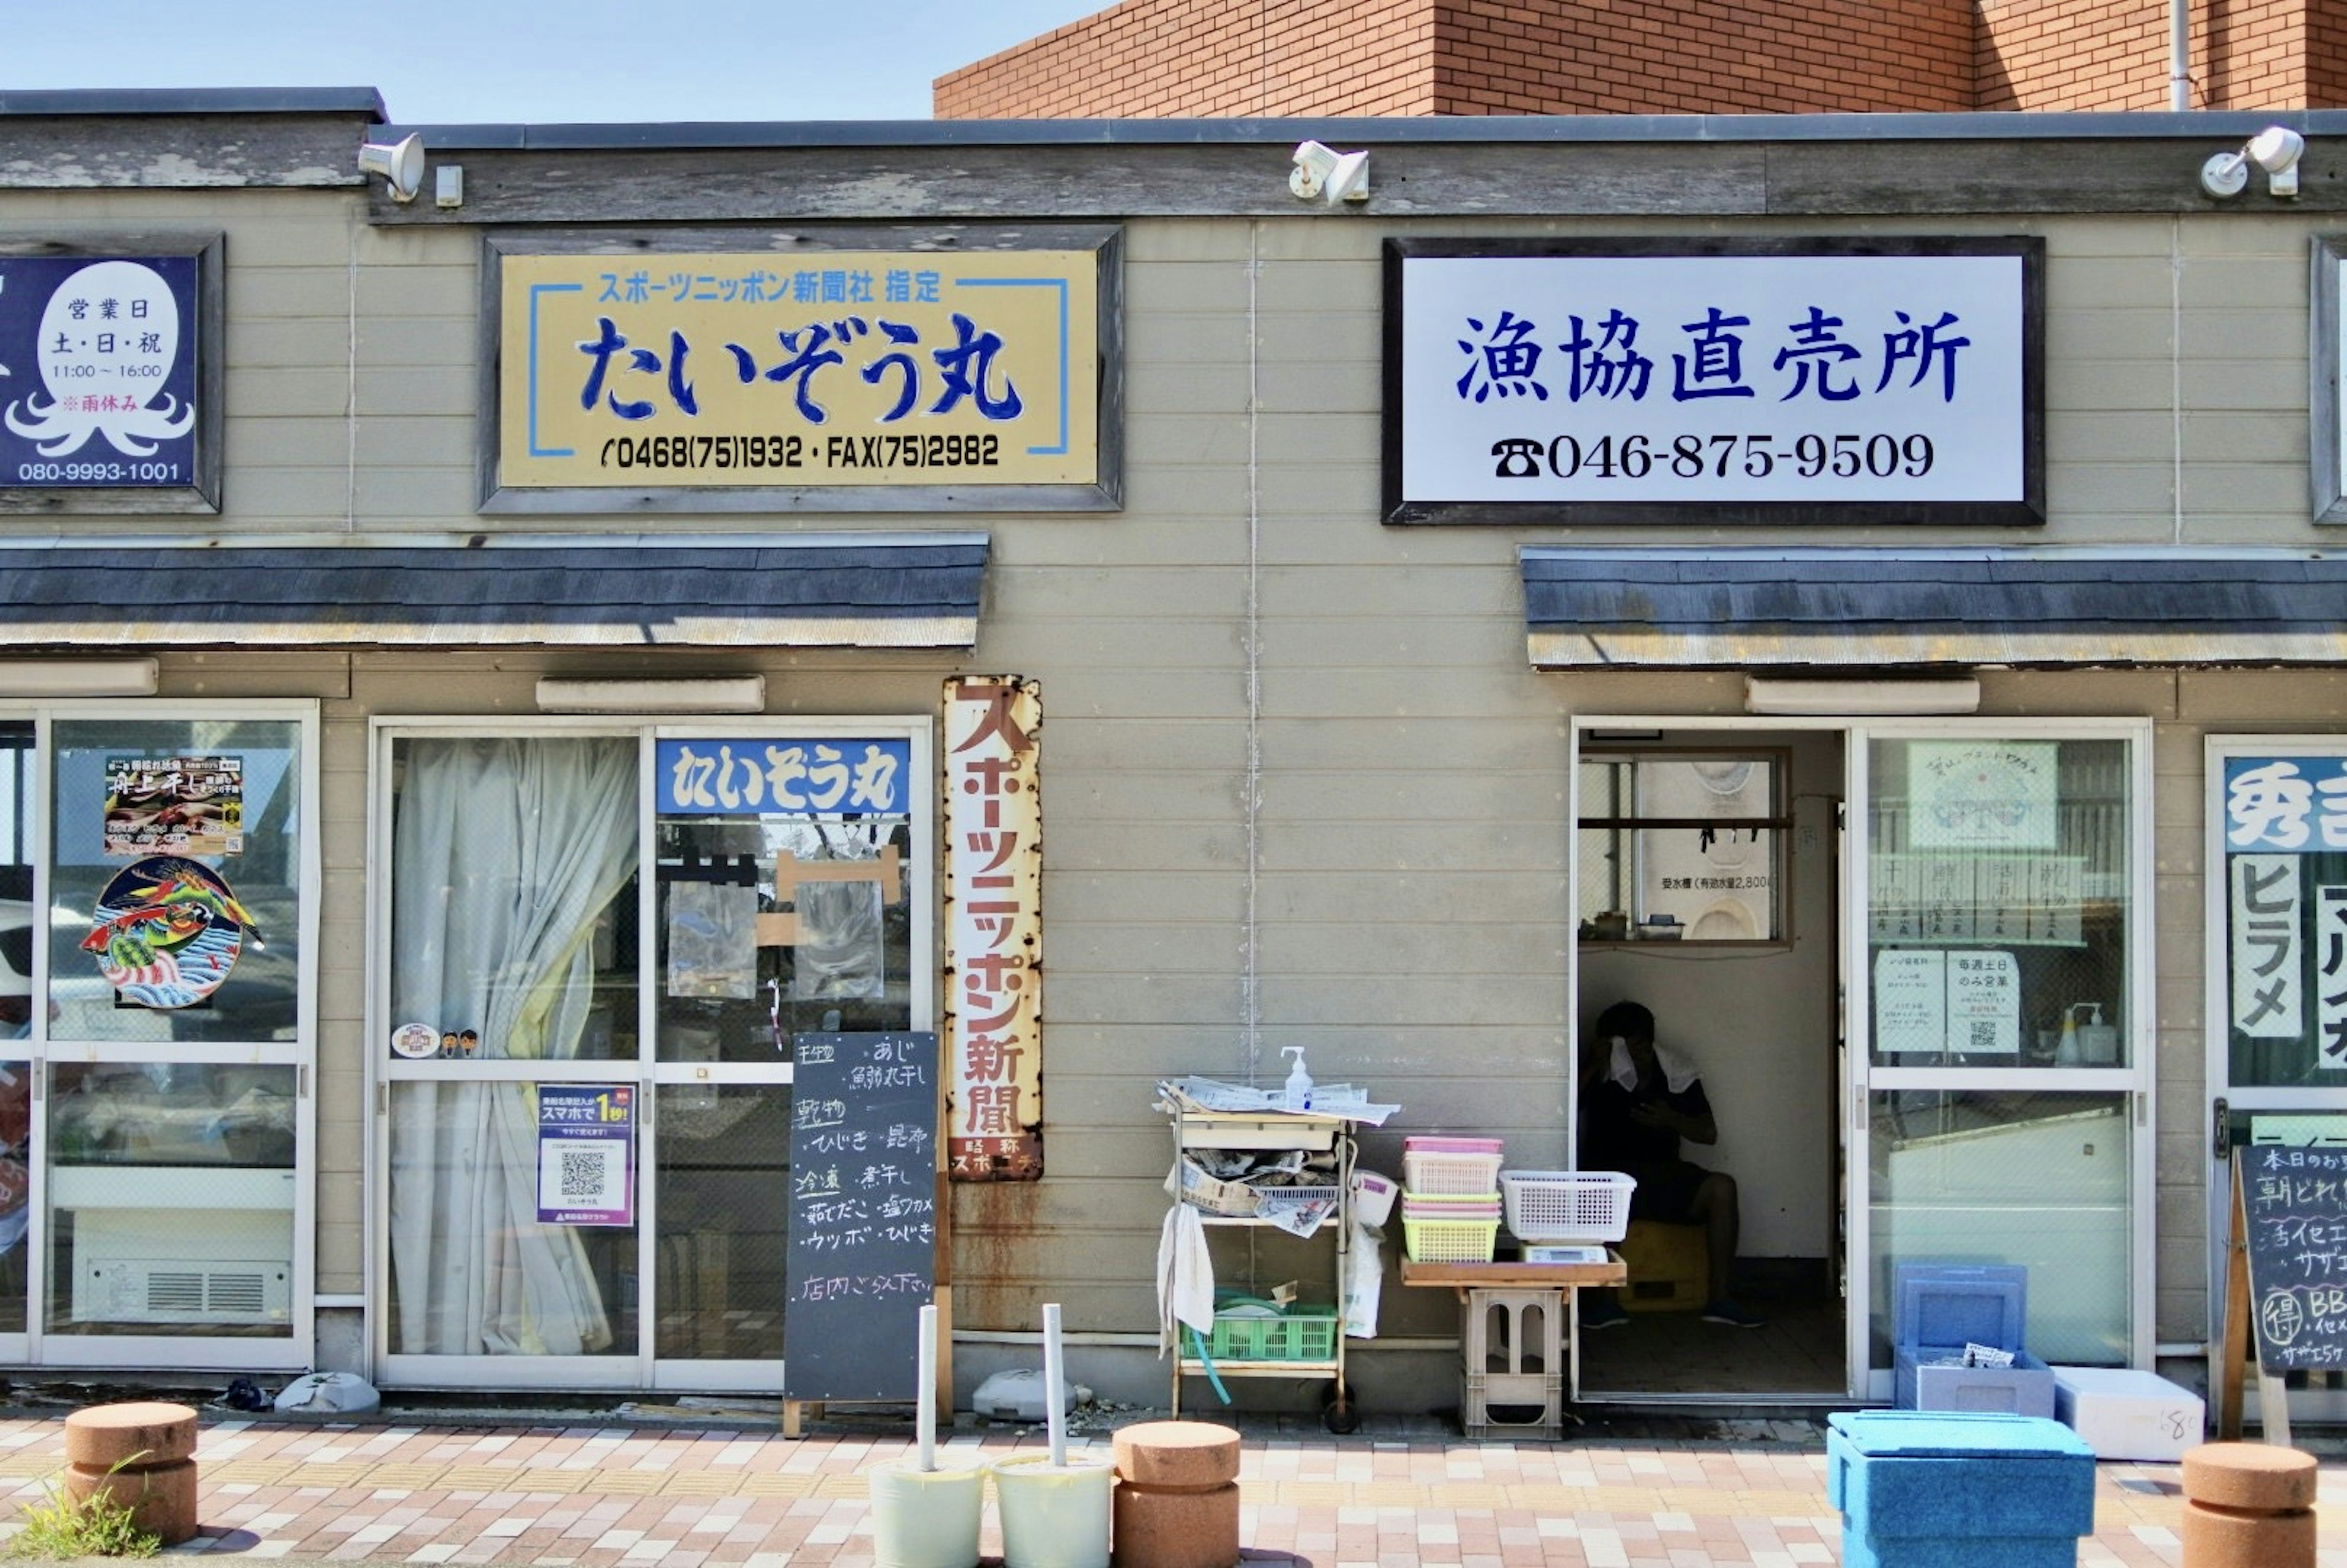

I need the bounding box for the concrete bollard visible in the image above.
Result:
[1110,1420,1240,1568]
[2180,1441,2317,1568]
[60,1400,201,1547]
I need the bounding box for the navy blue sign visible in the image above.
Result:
[0,255,199,488]
[655,738,911,817]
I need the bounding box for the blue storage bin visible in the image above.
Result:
[1892,1263,2054,1416]
[1827,1410,2095,1568]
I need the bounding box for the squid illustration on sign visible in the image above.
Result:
[2,260,194,456]
[82,855,263,1009]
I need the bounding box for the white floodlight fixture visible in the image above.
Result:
[1290,140,1370,207]
[357,133,426,203]
[535,675,766,714]
[1743,676,1981,716]
[2201,125,2305,200]
[0,659,158,698]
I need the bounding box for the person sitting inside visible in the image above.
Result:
[1576,1000,1763,1329]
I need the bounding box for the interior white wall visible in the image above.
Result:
[1578,728,1841,1259]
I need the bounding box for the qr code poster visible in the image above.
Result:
[536,1083,635,1226]
[103,755,243,857]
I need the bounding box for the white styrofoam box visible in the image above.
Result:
[1350,1168,1398,1228]
[2051,1366,2205,1461]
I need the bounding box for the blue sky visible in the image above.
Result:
[9,1,1107,122]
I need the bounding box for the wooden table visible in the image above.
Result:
[1401,1256,1626,1295]
[1401,1254,1626,1436]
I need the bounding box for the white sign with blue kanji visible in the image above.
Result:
[2225,756,2347,852]
[655,738,909,817]
[1396,247,2027,510]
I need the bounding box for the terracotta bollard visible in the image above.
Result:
[2180,1440,2317,1568]
[1110,1420,1241,1568]
[61,1400,200,1547]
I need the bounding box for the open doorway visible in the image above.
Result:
[1571,727,1847,1399]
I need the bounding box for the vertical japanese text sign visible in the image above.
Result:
[2224,755,2347,1069]
[944,676,1043,1181]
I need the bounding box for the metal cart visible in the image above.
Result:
[1167,1104,1357,1434]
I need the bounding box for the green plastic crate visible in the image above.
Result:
[1206,1310,1339,1362]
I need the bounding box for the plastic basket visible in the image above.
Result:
[1499,1170,1636,1243]
[1205,1312,1339,1362]
[1402,1216,1500,1264]
[1403,1150,1505,1196]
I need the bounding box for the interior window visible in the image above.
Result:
[1578,752,1785,942]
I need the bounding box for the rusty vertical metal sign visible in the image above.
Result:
[943,676,1043,1181]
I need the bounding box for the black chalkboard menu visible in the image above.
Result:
[784,1030,939,1401]
[2242,1137,2347,1372]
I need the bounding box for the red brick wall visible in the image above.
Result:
[1978,0,2315,110]
[934,0,1440,119]
[935,0,2347,117]
[1428,0,1971,115]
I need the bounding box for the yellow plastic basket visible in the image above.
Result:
[1402,1215,1500,1264]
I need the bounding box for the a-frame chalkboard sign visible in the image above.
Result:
[782,1030,942,1435]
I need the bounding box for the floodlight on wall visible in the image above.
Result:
[2200,125,2305,200]
[535,675,767,714]
[357,133,425,203]
[0,659,159,698]
[1743,676,1980,716]
[1290,140,1370,207]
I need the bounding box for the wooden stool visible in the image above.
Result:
[2180,1441,2316,1568]
[1111,1420,1240,1568]
[61,1401,200,1546]
[1618,1220,1708,1312]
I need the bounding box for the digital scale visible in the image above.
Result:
[1522,1244,1609,1265]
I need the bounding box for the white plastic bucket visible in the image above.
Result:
[990,1452,1114,1568]
[866,1459,985,1568]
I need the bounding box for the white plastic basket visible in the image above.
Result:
[1499,1170,1636,1242]
[1403,1149,1505,1196]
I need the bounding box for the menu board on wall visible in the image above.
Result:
[783,1030,938,1402]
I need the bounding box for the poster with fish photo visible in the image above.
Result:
[103,754,243,857]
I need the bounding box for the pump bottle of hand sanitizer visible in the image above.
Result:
[1281,1047,1313,1112]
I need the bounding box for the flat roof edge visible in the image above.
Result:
[0,87,386,120]
[376,108,2347,153]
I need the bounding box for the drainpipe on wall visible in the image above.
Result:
[2171,0,2192,109]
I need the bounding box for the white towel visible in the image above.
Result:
[1606,1036,1700,1094]
[1156,1200,1216,1355]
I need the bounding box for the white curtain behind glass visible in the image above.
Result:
[389,738,636,1356]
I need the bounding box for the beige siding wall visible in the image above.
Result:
[23,182,2347,1382]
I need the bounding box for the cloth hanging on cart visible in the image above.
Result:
[1156,1201,1215,1354]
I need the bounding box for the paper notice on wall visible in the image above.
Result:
[1945,949,2021,1055]
[2231,854,2304,1040]
[1874,950,1946,1057]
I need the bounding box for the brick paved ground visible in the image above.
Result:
[0,1408,2332,1564]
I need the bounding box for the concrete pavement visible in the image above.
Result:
[0,1404,2325,1565]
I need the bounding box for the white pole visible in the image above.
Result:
[1042,1302,1068,1468]
[2170,0,2191,111]
[917,1303,938,1473]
